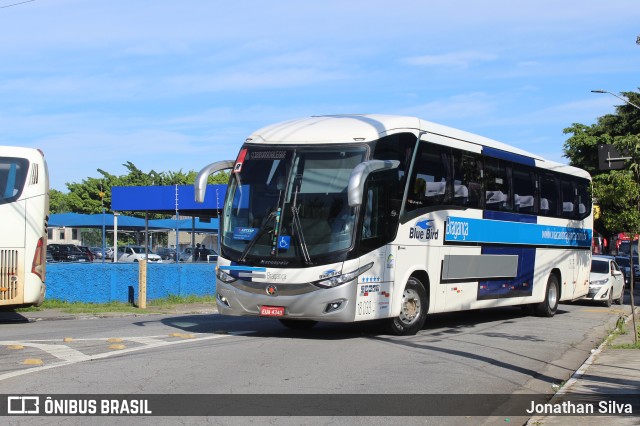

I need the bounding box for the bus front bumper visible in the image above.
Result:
[215,280,356,322]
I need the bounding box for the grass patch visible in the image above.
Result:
[609,315,640,349]
[14,295,216,314]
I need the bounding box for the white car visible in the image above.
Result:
[117,246,163,263]
[587,255,624,306]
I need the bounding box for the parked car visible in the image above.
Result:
[155,247,178,261]
[78,246,95,262]
[587,255,625,307]
[46,248,54,263]
[614,255,640,282]
[179,246,218,262]
[48,243,91,262]
[117,245,162,263]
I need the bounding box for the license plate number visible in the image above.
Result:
[260,306,285,317]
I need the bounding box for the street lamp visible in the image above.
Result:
[591,89,640,111]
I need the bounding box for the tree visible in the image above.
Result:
[51,162,230,215]
[564,89,640,345]
[563,89,640,237]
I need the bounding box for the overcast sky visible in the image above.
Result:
[1,0,639,191]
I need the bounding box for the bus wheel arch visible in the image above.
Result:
[385,271,429,336]
[534,270,560,317]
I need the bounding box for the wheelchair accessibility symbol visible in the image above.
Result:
[278,236,291,250]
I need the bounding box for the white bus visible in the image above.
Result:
[0,147,49,308]
[195,115,592,335]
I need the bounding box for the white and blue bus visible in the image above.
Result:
[195,115,592,335]
[0,146,49,308]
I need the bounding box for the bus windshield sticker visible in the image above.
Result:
[233,148,248,173]
[233,227,258,240]
[248,150,287,160]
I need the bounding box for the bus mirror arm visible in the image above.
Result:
[347,160,400,207]
[194,160,235,203]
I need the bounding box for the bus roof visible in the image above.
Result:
[0,145,45,160]
[245,114,590,180]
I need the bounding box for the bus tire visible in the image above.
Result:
[385,276,428,336]
[279,319,318,330]
[535,274,559,317]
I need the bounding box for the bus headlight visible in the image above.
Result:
[311,262,373,289]
[216,267,237,283]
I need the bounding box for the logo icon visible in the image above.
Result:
[409,218,439,241]
[415,219,434,230]
[7,396,40,414]
[277,236,290,250]
[266,285,278,296]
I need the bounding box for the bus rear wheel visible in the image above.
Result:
[534,274,559,317]
[385,277,428,336]
[279,319,318,330]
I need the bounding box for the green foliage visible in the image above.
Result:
[592,171,640,234]
[50,161,229,215]
[563,89,640,236]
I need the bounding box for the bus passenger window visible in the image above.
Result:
[576,179,591,219]
[561,181,576,218]
[513,169,536,214]
[484,157,512,211]
[452,150,482,208]
[405,143,450,212]
[539,174,559,217]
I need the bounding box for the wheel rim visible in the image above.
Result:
[399,287,421,325]
[548,281,558,308]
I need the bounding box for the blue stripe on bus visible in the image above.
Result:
[445,216,592,247]
[483,146,536,166]
[219,265,267,272]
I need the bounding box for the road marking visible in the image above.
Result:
[2,341,92,362]
[0,333,240,382]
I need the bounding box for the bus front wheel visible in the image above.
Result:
[535,274,559,317]
[386,277,428,336]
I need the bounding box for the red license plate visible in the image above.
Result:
[260,306,285,317]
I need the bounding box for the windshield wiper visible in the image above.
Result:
[239,212,277,263]
[290,185,312,265]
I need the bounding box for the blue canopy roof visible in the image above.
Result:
[49,213,218,232]
[111,184,227,214]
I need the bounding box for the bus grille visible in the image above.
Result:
[0,250,19,302]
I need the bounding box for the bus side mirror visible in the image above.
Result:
[194,160,235,202]
[347,160,400,207]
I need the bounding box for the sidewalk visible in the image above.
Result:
[527,307,640,425]
[0,303,217,322]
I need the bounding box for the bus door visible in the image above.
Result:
[355,170,400,320]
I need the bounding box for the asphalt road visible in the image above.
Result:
[0,298,633,425]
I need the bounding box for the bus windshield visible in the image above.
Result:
[0,157,28,203]
[221,146,367,265]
